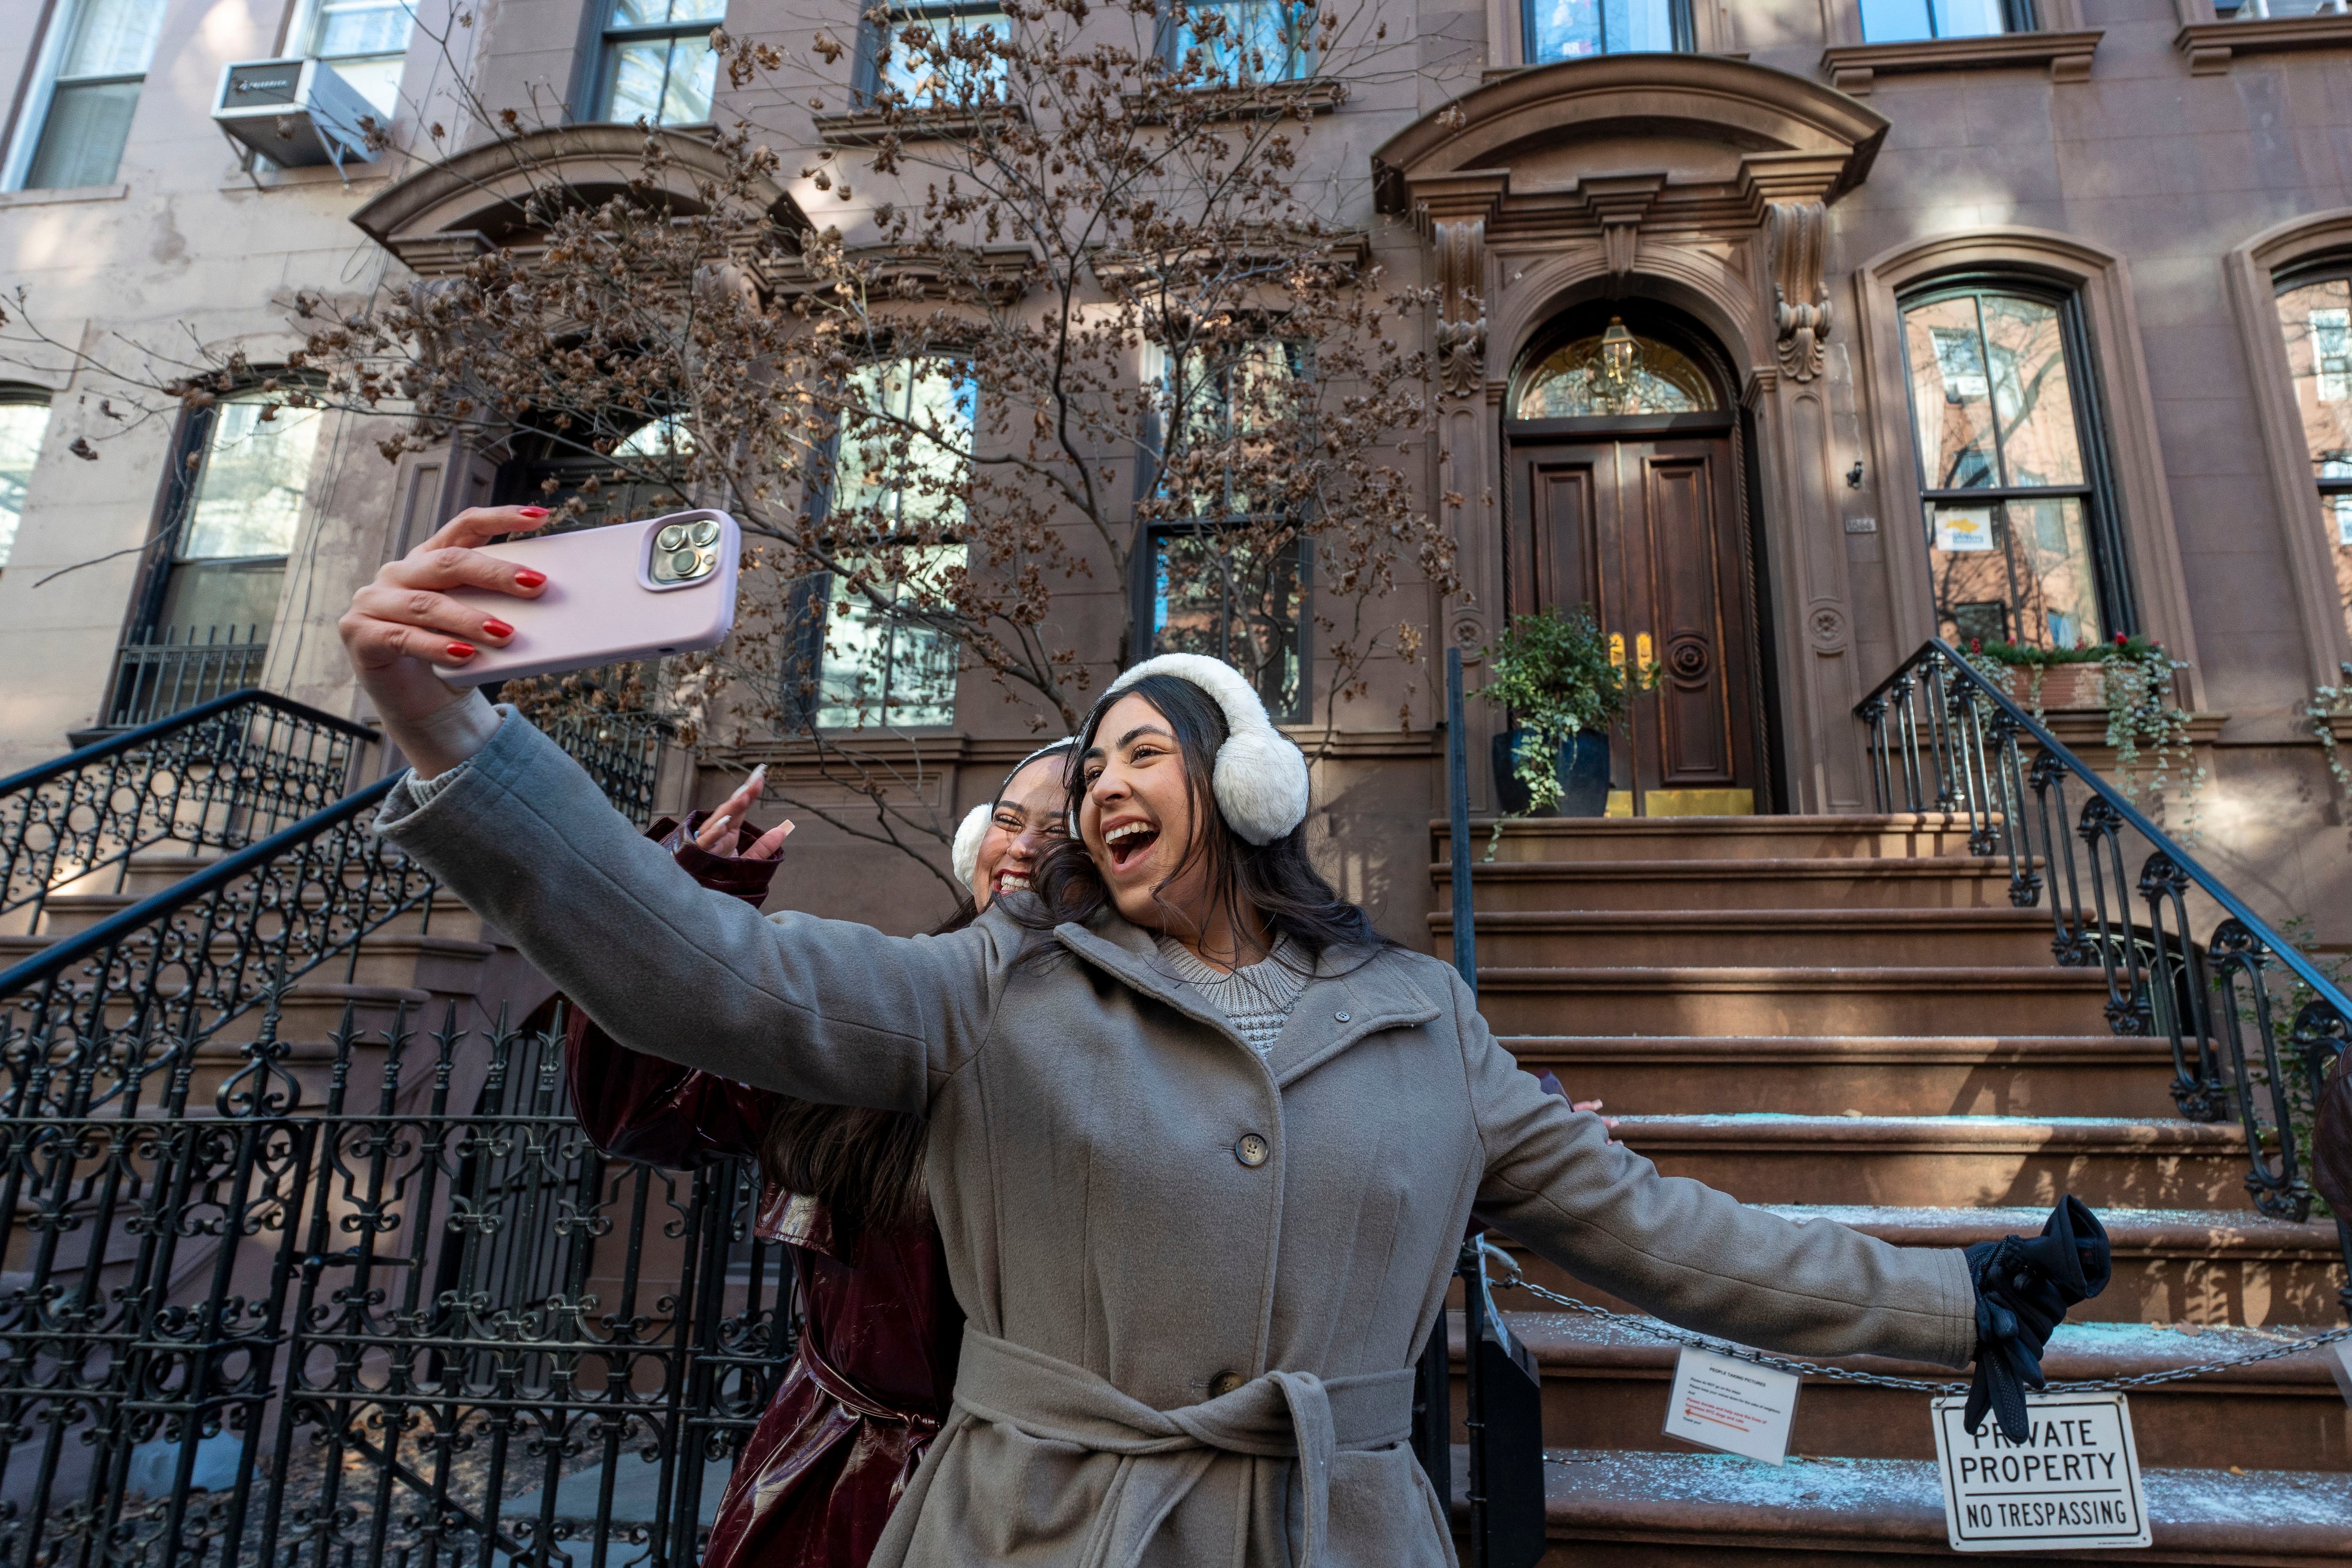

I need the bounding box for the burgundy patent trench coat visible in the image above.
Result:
[563,815,963,1568]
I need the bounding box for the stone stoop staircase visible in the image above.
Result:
[1434,814,2352,1567]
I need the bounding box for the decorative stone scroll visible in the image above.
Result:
[1767,200,1830,383]
[1414,171,1509,401]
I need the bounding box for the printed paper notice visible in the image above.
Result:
[1661,1347,1800,1466]
[1931,1393,2151,1552]
[1934,507,1995,553]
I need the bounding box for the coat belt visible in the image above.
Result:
[949,1328,1416,1568]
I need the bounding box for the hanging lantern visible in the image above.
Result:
[1598,317,1639,398]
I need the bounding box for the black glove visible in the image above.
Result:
[1964,1196,2111,1442]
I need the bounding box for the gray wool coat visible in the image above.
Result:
[378,712,1979,1568]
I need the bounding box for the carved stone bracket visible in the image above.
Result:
[1580,175,1666,297]
[1414,170,1509,400]
[1766,199,1830,382]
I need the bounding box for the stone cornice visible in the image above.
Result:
[2176,13,2352,73]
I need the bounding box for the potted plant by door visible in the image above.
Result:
[1483,606,1655,833]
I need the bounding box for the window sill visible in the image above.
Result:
[2175,14,2352,72]
[814,103,1027,146]
[1478,52,1745,82]
[1820,30,2102,93]
[1119,78,1348,122]
[0,182,128,209]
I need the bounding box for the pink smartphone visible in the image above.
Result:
[439,509,740,687]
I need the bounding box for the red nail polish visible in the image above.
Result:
[482,618,514,638]
[446,642,476,659]
[517,506,550,518]
[514,568,547,589]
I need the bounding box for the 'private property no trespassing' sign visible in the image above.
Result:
[1930,1393,2152,1552]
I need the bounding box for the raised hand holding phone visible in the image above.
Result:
[340,504,555,776]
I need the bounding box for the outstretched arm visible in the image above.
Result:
[1452,968,1977,1368]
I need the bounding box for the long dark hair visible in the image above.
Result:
[1014,672,1386,963]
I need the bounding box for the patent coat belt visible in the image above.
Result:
[949,1328,1415,1568]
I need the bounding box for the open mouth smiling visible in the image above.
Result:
[1103,818,1160,872]
[993,870,1032,896]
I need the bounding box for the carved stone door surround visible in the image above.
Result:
[1373,56,1893,811]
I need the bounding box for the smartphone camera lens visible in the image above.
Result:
[655,524,689,551]
[670,549,700,577]
[687,519,720,547]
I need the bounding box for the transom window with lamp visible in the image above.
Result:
[1144,338,1311,721]
[781,358,971,732]
[2272,265,2352,636]
[1899,284,2131,653]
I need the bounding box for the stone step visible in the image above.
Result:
[1434,907,2062,967]
[1433,858,2019,912]
[1606,1114,2250,1209]
[1451,1447,2352,1566]
[1473,966,2114,1037]
[1477,1205,2349,1327]
[1433,812,1992,864]
[1505,1035,2179,1119]
[1451,1313,2350,1473]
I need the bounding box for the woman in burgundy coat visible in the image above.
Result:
[565,743,1074,1568]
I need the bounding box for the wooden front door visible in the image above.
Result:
[1510,424,1760,814]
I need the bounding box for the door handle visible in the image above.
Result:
[1636,631,1654,669]
[1609,633,1626,671]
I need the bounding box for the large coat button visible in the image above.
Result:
[1209,1371,1246,1398]
[1234,1133,1270,1167]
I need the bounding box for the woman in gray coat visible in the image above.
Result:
[343,505,2105,1568]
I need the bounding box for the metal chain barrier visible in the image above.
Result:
[1474,1242,2352,1395]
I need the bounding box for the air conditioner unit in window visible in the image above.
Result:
[212,59,382,172]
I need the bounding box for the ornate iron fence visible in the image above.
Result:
[1858,639,2352,1313]
[0,691,370,928]
[0,996,788,1568]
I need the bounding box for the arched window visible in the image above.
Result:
[0,387,53,572]
[2272,263,2352,636]
[1514,320,1719,419]
[1897,283,2126,653]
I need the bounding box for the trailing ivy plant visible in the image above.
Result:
[1480,606,1655,857]
[2300,661,2352,830]
[1967,633,2205,843]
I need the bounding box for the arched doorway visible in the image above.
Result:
[1505,304,1767,815]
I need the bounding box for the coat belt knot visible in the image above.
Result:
[949,1329,1416,1568]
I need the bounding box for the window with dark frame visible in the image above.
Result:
[14,0,166,191]
[779,358,972,732]
[0,388,54,574]
[2272,262,2352,639]
[1143,339,1311,722]
[594,0,724,126]
[1858,0,2033,41]
[1168,0,1315,82]
[1897,283,2130,653]
[1523,0,1693,64]
[856,1,1011,106]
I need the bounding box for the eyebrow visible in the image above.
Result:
[1080,723,1173,764]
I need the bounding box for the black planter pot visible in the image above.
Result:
[1492,728,1612,819]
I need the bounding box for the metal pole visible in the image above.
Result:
[1447,646,1477,993]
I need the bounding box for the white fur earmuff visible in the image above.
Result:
[1100,653,1310,845]
[953,737,1079,892]
[950,804,993,890]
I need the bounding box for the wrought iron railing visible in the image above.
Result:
[0,697,710,1566]
[1858,639,2352,1313]
[0,995,787,1568]
[0,689,370,927]
[104,627,270,731]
